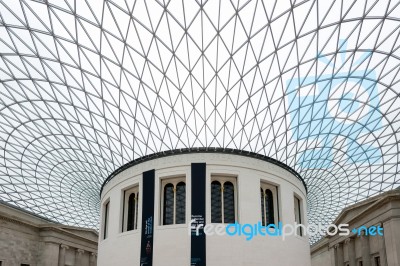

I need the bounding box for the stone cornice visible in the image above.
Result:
[0,212,41,229]
[333,191,400,225]
[0,210,98,247]
[39,226,98,246]
[100,147,307,196]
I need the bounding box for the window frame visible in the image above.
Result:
[260,181,279,226]
[294,193,303,236]
[122,185,139,232]
[102,199,110,240]
[160,176,186,225]
[374,255,381,266]
[210,175,238,224]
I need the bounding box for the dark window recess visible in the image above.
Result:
[103,201,109,239]
[211,181,222,223]
[211,180,236,223]
[261,187,275,226]
[127,193,136,231]
[260,188,265,226]
[163,183,174,225]
[223,182,235,223]
[135,192,139,230]
[294,196,303,236]
[265,189,274,225]
[374,256,381,266]
[175,182,186,224]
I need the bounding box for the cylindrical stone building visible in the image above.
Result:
[98,148,310,266]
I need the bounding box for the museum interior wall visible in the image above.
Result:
[311,188,400,266]
[0,201,98,266]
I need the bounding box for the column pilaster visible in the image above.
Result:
[360,231,371,266]
[75,248,84,266]
[335,243,344,266]
[345,238,356,266]
[59,244,69,266]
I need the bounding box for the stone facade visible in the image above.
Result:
[311,188,400,266]
[0,201,98,266]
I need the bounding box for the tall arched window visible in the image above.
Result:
[135,192,139,230]
[123,186,139,232]
[260,183,278,226]
[211,181,222,223]
[265,189,274,225]
[223,182,235,223]
[127,193,136,231]
[260,188,265,225]
[161,177,186,225]
[103,200,110,239]
[294,195,303,236]
[211,177,236,223]
[163,183,174,225]
[175,182,186,224]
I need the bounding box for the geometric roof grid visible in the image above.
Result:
[1,0,399,244]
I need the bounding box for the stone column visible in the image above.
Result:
[360,231,371,266]
[345,238,356,266]
[75,249,84,266]
[335,243,344,266]
[89,252,97,266]
[377,222,387,266]
[330,245,337,266]
[58,244,69,266]
[38,242,60,266]
[383,219,400,266]
[379,237,388,266]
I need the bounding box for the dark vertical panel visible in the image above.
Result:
[140,169,155,266]
[211,181,222,223]
[223,182,235,223]
[260,188,265,226]
[265,189,274,225]
[103,201,109,239]
[135,192,139,229]
[297,197,303,236]
[127,193,135,231]
[175,181,186,224]
[191,163,206,266]
[163,183,174,225]
[276,188,280,222]
[122,190,126,231]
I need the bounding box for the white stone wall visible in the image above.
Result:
[98,152,310,266]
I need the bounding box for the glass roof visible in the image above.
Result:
[0,0,399,243]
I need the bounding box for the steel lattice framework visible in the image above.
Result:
[1,0,400,243]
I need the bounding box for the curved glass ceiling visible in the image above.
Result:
[0,0,399,243]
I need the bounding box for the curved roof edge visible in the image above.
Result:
[100,147,307,196]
